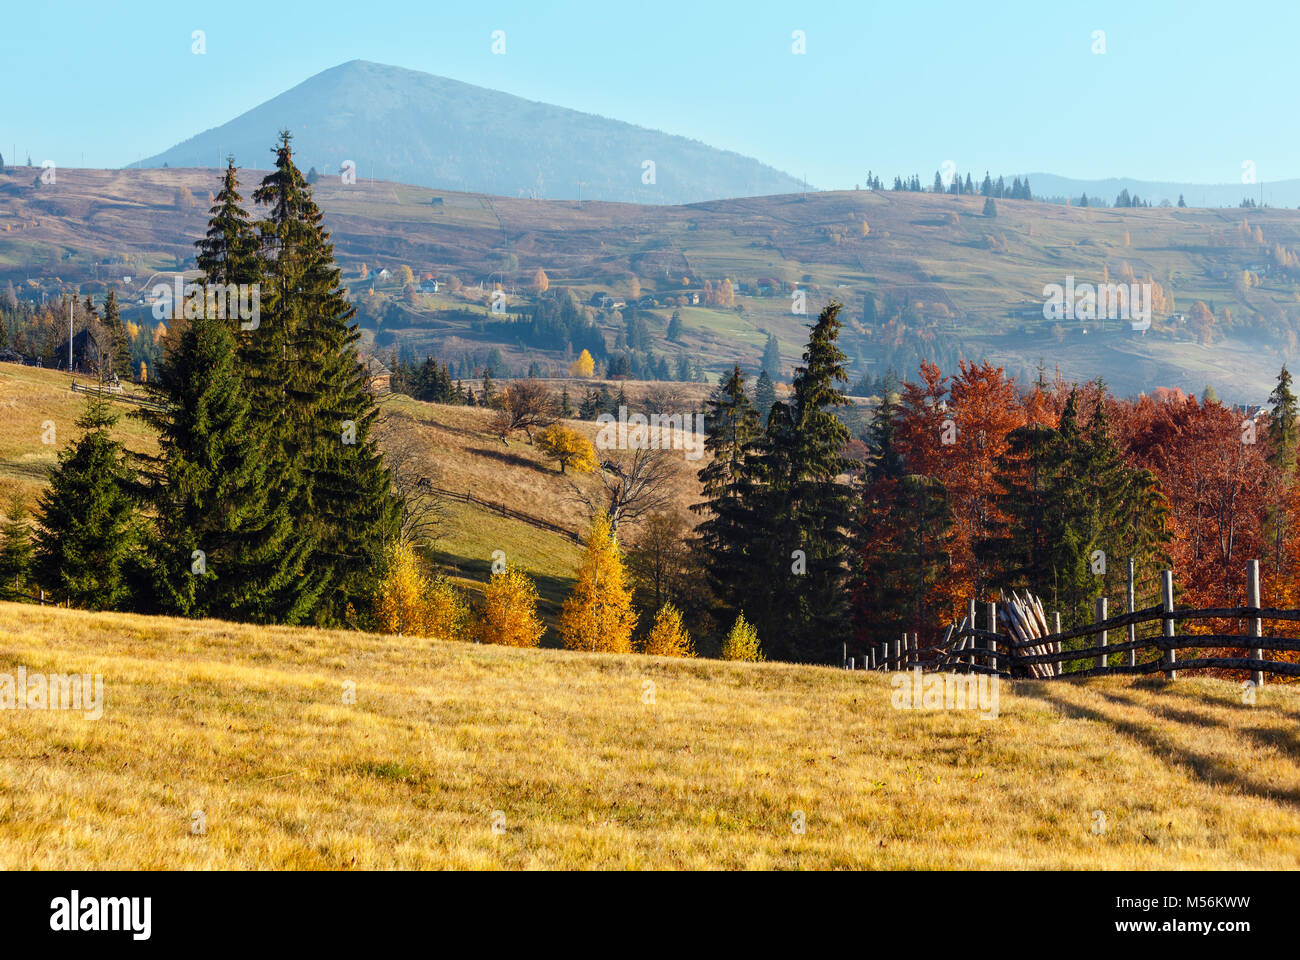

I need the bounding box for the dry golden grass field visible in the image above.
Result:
[3,602,1300,869]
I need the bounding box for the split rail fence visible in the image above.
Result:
[846,559,1297,685]
[428,485,583,544]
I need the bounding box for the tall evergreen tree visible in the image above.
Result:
[984,388,1168,627]
[747,301,854,661]
[195,157,261,319]
[692,365,761,621]
[250,132,400,624]
[666,310,682,342]
[138,310,302,620]
[760,333,782,380]
[33,397,138,610]
[101,290,132,379]
[1266,365,1299,574]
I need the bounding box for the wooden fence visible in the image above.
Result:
[428,485,583,545]
[847,560,1296,684]
[70,381,167,411]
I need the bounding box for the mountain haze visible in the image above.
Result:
[132,60,807,204]
[1024,172,1299,208]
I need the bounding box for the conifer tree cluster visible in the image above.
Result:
[33,136,400,626]
[693,302,856,662]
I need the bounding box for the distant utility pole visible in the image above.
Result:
[68,298,73,373]
[577,180,585,203]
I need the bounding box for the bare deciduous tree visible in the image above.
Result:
[570,447,680,534]
[492,379,557,442]
[374,413,446,546]
[642,383,686,416]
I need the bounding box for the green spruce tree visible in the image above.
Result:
[33,397,139,610]
[748,301,854,661]
[0,495,34,601]
[138,310,302,621]
[1265,365,1299,574]
[250,132,400,624]
[692,364,761,620]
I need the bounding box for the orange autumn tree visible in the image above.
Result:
[1130,395,1270,610]
[854,370,958,655]
[939,360,1025,599]
[559,512,637,652]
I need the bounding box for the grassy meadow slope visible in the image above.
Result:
[6,167,1300,399]
[0,363,706,629]
[0,363,157,509]
[2,602,1299,869]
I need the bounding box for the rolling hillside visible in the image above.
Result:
[0,364,707,630]
[3,601,1299,868]
[6,164,1300,399]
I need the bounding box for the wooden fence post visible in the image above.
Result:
[1096,596,1108,669]
[880,642,888,672]
[1127,558,1137,668]
[1249,559,1264,688]
[967,599,977,669]
[902,634,910,668]
[869,649,877,670]
[1053,611,1062,675]
[987,601,998,673]
[1162,569,1177,679]
[894,634,902,670]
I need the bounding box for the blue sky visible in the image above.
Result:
[2,0,1292,188]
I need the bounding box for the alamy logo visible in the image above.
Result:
[0,667,103,719]
[594,405,706,461]
[50,891,151,940]
[890,667,999,718]
[152,275,260,330]
[1042,275,1151,330]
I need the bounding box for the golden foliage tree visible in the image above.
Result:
[476,565,545,647]
[559,512,637,652]
[569,349,595,378]
[536,424,597,474]
[532,268,549,293]
[426,576,469,642]
[720,612,763,662]
[374,543,469,641]
[373,542,431,636]
[641,603,693,657]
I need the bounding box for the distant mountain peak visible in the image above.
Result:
[135,60,805,204]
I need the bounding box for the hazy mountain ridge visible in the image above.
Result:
[1023,172,1297,208]
[132,60,807,204]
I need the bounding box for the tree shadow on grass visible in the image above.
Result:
[1022,683,1300,809]
[472,446,549,473]
[1099,687,1300,765]
[1155,682,1300,727]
